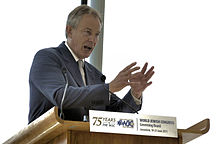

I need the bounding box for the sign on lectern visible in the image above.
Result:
[89,110,177,138]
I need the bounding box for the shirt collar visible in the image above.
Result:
[65,41,84,62]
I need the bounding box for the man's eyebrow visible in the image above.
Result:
[83,27,92,31]
[83,27,101,34]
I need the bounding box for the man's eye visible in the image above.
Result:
[84,30,91,35]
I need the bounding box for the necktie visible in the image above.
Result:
[78,60,89,122]
[78,60,86,86]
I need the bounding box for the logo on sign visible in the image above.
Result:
[92,117,116,127]
[117,119,134,128]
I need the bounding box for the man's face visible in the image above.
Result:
[67,14,101,59]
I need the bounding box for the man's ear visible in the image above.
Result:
[66,25,73,38]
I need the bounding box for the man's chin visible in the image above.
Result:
[81,54,91,59]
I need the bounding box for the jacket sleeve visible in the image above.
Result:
[29,49,110,109]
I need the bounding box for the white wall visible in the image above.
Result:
[0,0,219,143]
[103,0,220,143]
[0,0,80,143]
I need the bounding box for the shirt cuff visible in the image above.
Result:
[131,90,142,105]
[109,92,111,101]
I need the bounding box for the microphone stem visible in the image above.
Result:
[103,85,139,114]
[60,70,68,119]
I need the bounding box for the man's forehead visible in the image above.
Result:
[78,14,101,31]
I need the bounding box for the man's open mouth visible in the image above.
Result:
[84,45,92,50]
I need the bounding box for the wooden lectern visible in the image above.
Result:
[4,107,210,144]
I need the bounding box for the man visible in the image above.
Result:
[28,5,154,124]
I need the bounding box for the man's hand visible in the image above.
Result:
[129,62,155,99]
[109,62,140,93]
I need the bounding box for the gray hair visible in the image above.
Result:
[65,5,102,38]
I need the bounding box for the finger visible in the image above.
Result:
[119,67,140,82]
[141,81,153,91]
[145,66,154,76]
[145,81,153,87]
[127,66,140,75]
[122,62,137,72]
[141,62,148,74]
[144,71,155,82]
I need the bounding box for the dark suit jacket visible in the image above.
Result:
[28,41,141,124]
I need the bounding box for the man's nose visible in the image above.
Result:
[88,35,97,43]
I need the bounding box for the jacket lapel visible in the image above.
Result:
[84,62,94,85]
[66,61,85,87]
[58,42,85,87]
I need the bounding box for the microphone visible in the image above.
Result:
[102,84,139,114]
[101,75,106,82]
[60,68,68,120]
